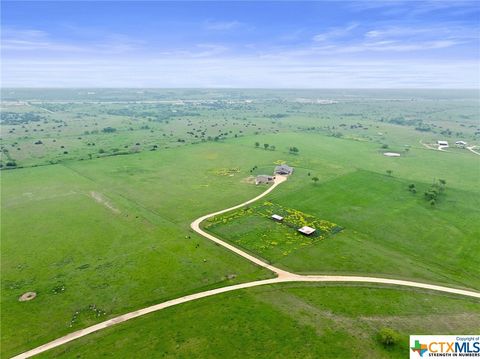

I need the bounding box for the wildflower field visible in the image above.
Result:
[204,201,342,259]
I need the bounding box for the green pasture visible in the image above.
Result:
[38,284,480,358]
[1,89,479,358]
[207,133,480,288]
[1,144,277,357]
[2,131,479,357]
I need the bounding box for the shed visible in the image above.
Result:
[437,140,449,147]
[298,226,316,235]
[255,175,274,185]
[271,214,284,221]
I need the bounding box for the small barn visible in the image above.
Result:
[437,140,449,148]
[274,164,294,175]
[455,140,467,148]
[298,226,316,235]
[255,175,274,185]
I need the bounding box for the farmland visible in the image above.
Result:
[1,89,479,358]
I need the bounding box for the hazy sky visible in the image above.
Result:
[1,1,479,88]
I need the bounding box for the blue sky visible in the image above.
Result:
[1,1,479,88]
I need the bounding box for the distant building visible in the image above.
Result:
[383,152,401,157]
[437,140,449,148]
[271,214,284,221]
[255,175,274,185]
[455,140,467,148]
[298,226,316,235]
[274,164,294,175]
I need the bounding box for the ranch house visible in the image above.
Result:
[274,164,294,175]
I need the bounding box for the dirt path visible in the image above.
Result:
[419,139,448,152]
[11,176,480,359]
[190,175,291,278]
[419,139,436,150]
[467,146,480,156]
[90,191,120,214]
[24,102,55,114]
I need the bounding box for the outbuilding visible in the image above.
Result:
[455,140,467,147]
[255,175,274,185]
[298,226,316,235]
[437,140,449,148]
[271,214,284,221]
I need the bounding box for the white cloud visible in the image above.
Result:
[1,27,143,54]
[2,55,478,88]
[313,23,359,42]
[1,23,478,88]
[364,25,478,41]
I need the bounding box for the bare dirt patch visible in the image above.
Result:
[19,292,36,302]
[90,192,120,214]
[241,176,256,184]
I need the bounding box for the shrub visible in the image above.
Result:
[377,327,400,348]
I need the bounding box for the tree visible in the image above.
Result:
[377,328,400,348]
[263,143,269,150]
[312,176,319,184]
[439,179,446,191]
[269,145,276,151]
[254,142,260,148]
[386,170,393,176]
[424,187,439,201]
[289,146,299,154]
[102,127,116,133]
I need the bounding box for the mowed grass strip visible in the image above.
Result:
[37,284,480,359]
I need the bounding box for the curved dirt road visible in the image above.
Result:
[12,175,480,359]
[467,146,480,156]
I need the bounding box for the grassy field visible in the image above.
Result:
[1,89,479,357]
[37,283,480,358]
[1,144,277,358]
[2,89,478,169]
